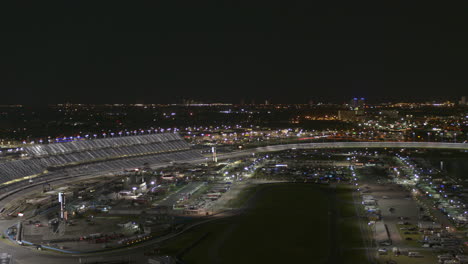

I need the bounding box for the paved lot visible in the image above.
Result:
[158,182,205,207]
[365,182,420,246]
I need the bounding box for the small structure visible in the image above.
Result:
[375,221,391,246]
[418,221,442,230]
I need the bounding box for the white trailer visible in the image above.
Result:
[375,222,391,245]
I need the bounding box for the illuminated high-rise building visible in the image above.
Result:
[350,97,365,109]
[459,96,467,106]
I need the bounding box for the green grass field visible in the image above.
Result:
[159,183,367,264]
[224,184,261,208]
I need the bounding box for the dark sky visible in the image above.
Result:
[1,1,467,104]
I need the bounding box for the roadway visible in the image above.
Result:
[217,141,468,161]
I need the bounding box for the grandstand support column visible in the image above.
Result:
[58,192,66,220]
[16,221,22,244]
[212,147,217,163]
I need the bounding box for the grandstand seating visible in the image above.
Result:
[0,133,203,186]
[23,133,183,157]
[62,150,203,174]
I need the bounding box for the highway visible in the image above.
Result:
[218,141,468,160]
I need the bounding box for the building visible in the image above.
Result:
[338,110,364,121]
[378,110,399,119]
[350,97,366,110]
[459,96,467,106]
[418,221,442,230]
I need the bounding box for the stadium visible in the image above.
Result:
[0,133,203,195]
[1,133,468,263]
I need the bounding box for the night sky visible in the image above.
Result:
[1,1,467,104]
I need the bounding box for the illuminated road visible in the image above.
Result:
[217,141,468,160]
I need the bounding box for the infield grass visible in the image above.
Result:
[160,183,367,264]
